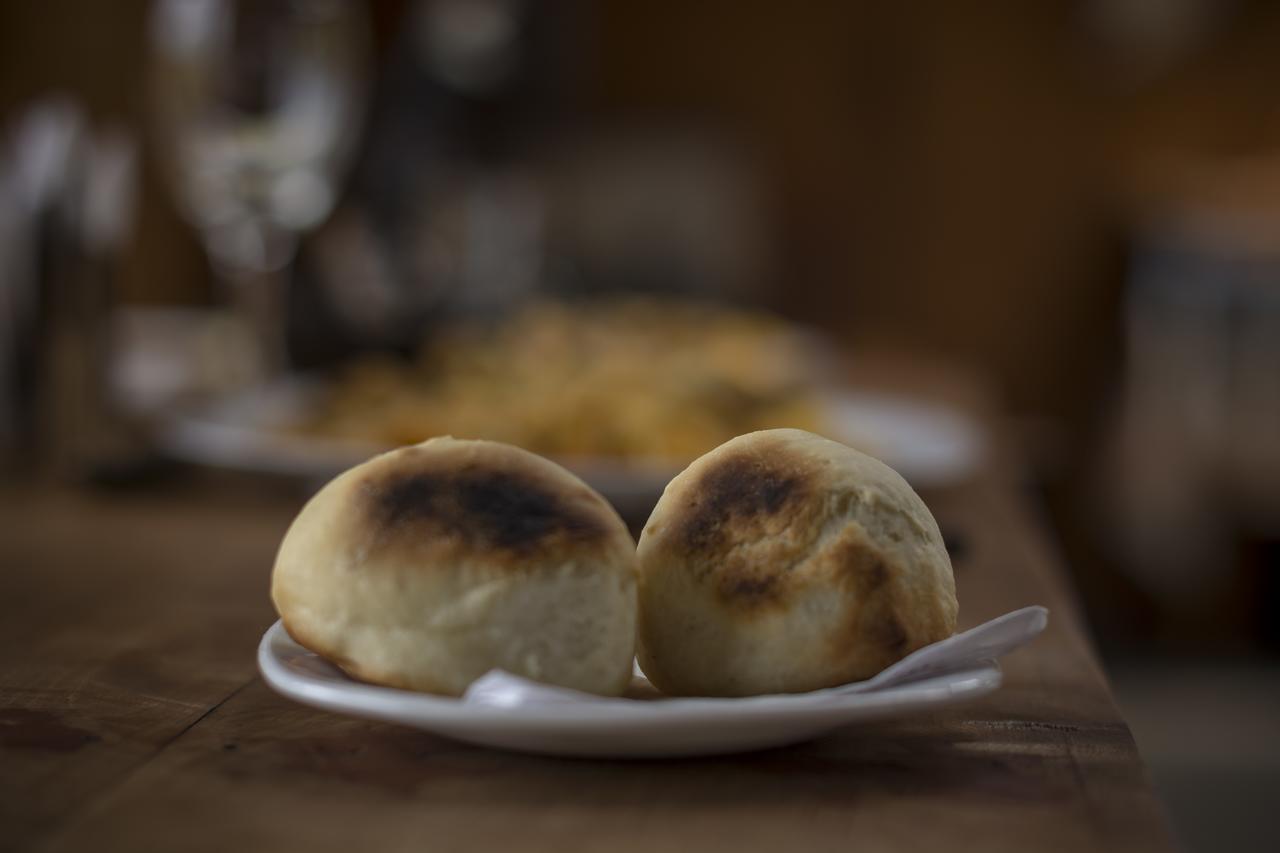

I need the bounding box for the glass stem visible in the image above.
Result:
[224,262,289,383]
[208,221,297,384]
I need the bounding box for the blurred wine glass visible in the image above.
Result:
[149,0,370,380]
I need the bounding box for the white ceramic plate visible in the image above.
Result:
[157,378,985,504]
[258,622,1010,758]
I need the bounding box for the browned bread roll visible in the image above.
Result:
[636,428,957,696]
[271,437,638,696]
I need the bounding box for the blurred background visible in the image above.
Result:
[2,2,1278,849]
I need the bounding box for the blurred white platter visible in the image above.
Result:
[258,606,1048,758]
[156,377,984,502]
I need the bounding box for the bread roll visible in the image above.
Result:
[271,437,638,696]
[636,428,957,696]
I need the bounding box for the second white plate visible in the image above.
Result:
[159,378,986,511]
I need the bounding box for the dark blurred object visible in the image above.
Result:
[0,103,69,463]
[289,0,567,364]
[0,99,141,477]
[290,0,775,369]
[1097,154,1280,651]
[0,101,85,467]
[49,122,142,478]
[1081,0,1235,86]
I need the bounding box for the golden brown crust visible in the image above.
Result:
[673,435,816,556]
[636,428,957,696]
[352,439,627,574]
[272,436,639,697]
[670,437,829,613]
[826,530,909,675]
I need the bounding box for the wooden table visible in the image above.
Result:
[0,475,1174,852]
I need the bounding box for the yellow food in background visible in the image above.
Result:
[301,298,836,464]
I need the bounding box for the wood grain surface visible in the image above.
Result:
[0,476,1175,853]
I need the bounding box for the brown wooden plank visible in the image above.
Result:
[0,478,1174,852]
[0,485,292,851]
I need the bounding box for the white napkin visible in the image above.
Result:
[463,605,1049,708]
